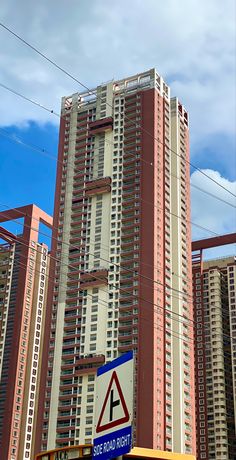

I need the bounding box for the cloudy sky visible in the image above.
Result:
[0,0,235,258]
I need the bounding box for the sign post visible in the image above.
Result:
[93,351,133,460]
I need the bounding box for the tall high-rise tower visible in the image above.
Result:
[35,69,195,455]
[0,204,52,460]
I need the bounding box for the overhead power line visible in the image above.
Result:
[1,83,235,213]
[0,203,214,303]
[0,22,236,200]
[12,251,195,345]
[15,256,232,353]
[0,205,233,324]
[0,83,236,208]
[1,219,232,341]
[191,183,236,209]
[0,206,195,306]
[15,255,233,350]
[0,82,58,115]
[0,126,224,238]
[0,114,232,279]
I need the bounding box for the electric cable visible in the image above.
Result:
[14,257,194,346]
[0,204,209,304]
[1,80,236,211]
[0,125,223,239]
[0,203,233,307]
[0,22,235,199]
[0,208,234,335]
[190,183,236,209]
[1,235,233,347]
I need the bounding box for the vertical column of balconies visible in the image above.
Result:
[21,244,49,460]
[162,96,174,451]
[55,107,91,447]
[204,268,230,459]
[119,93,141,444]
[132,86,167,450]
[57,294,82,447]
[0,246,20,459]
[41,107,70,450]
[55,287,81,448]
[8,241,37,460]
[228,262,236,386]
[179,105,195,455]
[119,93,140,354]
[170,98,195,454]
[148,88,167,451]
[42,99,86,449]
[42,106,73,449]
[217,268,234,459]
[104,92,123,364]
[0,244,14,378]
[202,271,213,458]
[192,252,208,460]
[221,267,235,460]
[227,263,236,457]
[0,243,15,447]
[76,99,113,442]
[67,102,113,445]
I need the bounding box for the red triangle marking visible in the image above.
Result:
[96,370,129,433]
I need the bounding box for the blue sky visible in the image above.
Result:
[0,122,57,215]
[0,0,235,258]
[191,133,236,182]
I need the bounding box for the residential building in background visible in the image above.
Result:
[192,234,236,460]
[35,68,195,456]
[0,205,52,460]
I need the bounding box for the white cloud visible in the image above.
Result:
[0,0,235,144]
[191,169,236,257]
[0,2,235,250]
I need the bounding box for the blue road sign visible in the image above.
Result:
[93,351,133,460]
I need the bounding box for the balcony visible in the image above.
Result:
[79,268,108,289]
[85,176,111,197]
[119,331,132,337]
[89,117,113,134]
[76,354,105,366]
[76,354,105,374]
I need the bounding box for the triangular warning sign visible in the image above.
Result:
[96,370,129,433]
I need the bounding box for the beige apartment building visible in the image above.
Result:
[0,205,52,460]
[192,245,236,460]
[35,68,195,456]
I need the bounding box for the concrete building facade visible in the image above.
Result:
[192,235,236,460]
[0,205,52,460]
[35,69,195,456]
